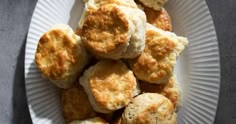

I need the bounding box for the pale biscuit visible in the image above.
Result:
[35,24,89,88]
[122,93,176,124]
[138,0,168,11]
[70,117,108,124]
[61,81,96,123]
[80,60,140,113]
[81,4,146,59]
[129,24,188,84]
[139,76,181,110]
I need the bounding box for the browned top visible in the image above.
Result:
[145,30,176,60]
[135,100,174,124]
[129,29,176,83]
[139,77,180,108]
[136,0,172,31]
[146,8,172,31]
[61,82,96,123]
[81,5,130,54]
[122,93,176,124]
[86,0,138,13]
[88,60,136,110]
[35,29,81,80]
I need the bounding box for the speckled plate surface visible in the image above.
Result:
[25,0,220,124]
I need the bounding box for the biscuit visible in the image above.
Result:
[35,24,89,88]
[85,0,138,12]
[78,0,138,30]
[136,0,172,31]
[122,93,176,124]
[146,8,172,31]
[128,24,188,84]
[139,77,181,110]
[81,4,146,59]
[138,0,168,11]
[70,117,108,124]
[61,81,96,123]
[80,60,140,113]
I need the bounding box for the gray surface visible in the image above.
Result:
[0,0,235,124]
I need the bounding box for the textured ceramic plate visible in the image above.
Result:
[25,0,220,124]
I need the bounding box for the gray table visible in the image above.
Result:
[0,0,235,124]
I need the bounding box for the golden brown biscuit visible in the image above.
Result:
[128,24,188,84]
[80,60,140,113]
[81,4,146,59]
[61,81,96,123]
[139,77,181,110]
[136,0,172,31]
[35,24,89,88]
[138,0,168,11]
[145,8,172,31]
[122,93,176,124]
[70,117,108,124]
[78,0,138,30]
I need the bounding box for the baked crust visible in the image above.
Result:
[35,24,89,88]
[80,60,139,113]
[61,82,96,123]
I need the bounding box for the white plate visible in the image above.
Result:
[25,0,220,124]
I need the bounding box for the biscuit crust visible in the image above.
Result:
[36,30,80,79]
[138,0,167,11]
[62,82,96,123]
[81,5,130,54]
[139,77,181,109]
[136,0,172,31]
[81,4,146,59]
[85,0,138,13]
[146,8,172,31]
[35,25,89,88]
[80,60,139,113]
[129,29,176,84]
[122,93,176,124]
[129,24,188,84]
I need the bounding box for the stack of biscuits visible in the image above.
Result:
[35,0,188,124]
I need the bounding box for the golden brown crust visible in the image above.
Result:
[122,93,176,124]
[80,60,139,113]
[81,5,130,54]
[138,0,168,11]
[35,29,80,79]
[136,0,172,31]
[35,25,89,88]
[61,81,96,123]
[145,8,172,31]
[145,30,176,59]
[75,27,82,36]
[88,60,136,110]
[129,29,176,84]
[86,0,138,13]
[139,77,181,109]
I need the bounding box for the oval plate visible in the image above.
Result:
[25,0,220,123]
